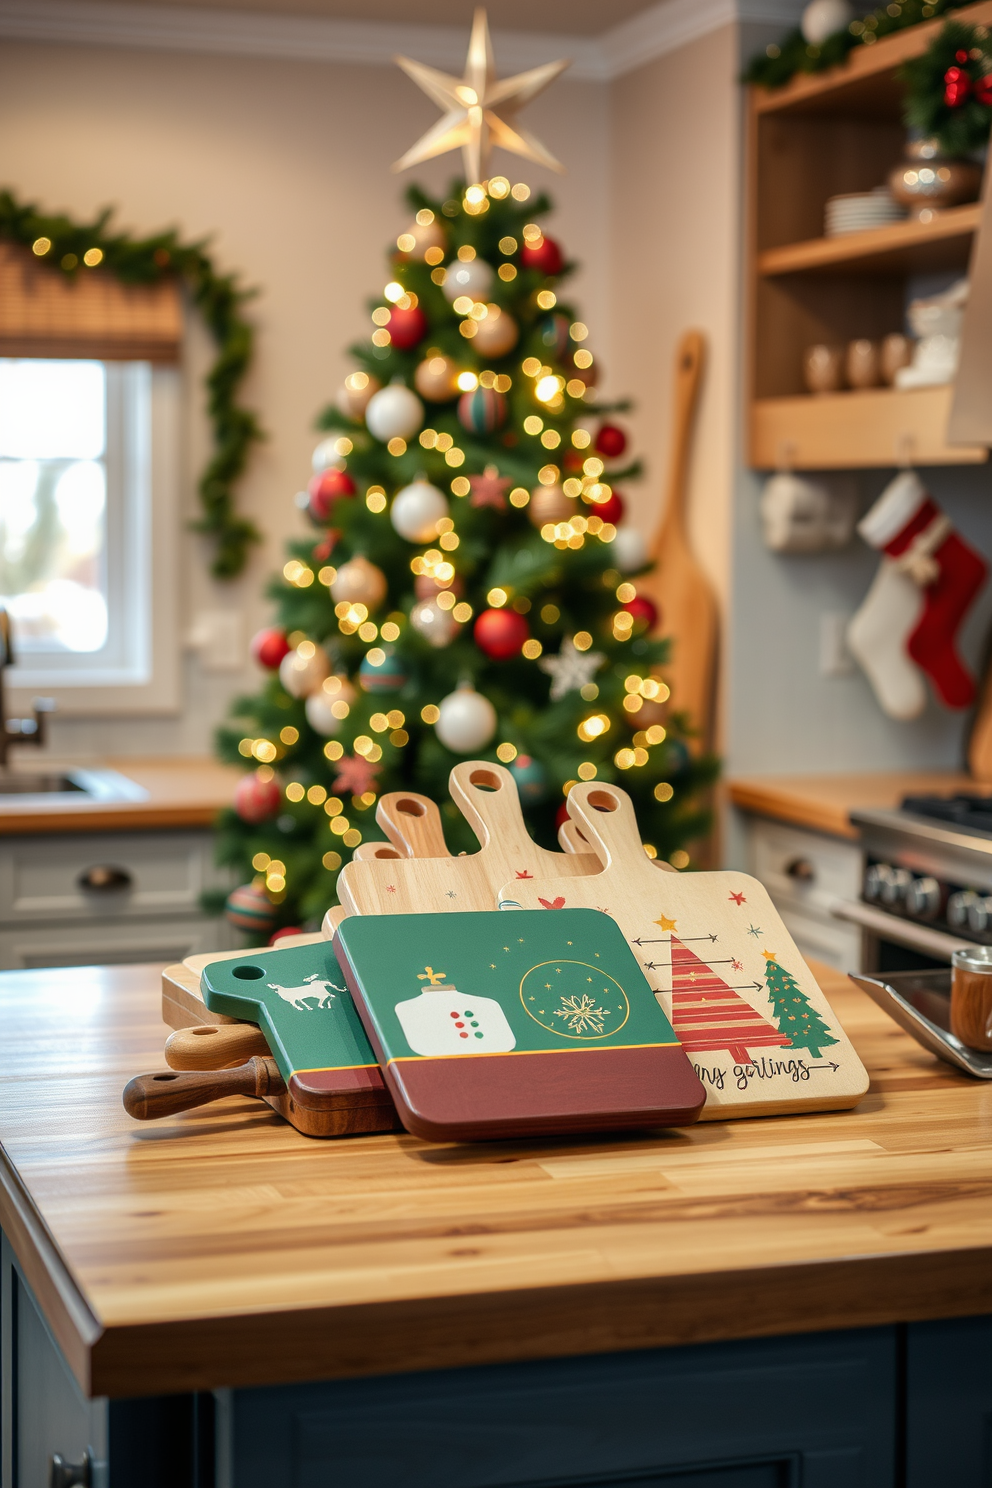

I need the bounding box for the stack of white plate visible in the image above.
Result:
[824,188,906,237]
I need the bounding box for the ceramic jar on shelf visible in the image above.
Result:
[888,137,982,220]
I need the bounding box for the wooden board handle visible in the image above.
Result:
[449,760,532,854]
[376,791,450,858]
[165,1023,270,1070]
[652,329,705,560]
[352,841,405,861]
[558,813,676,872]
[123,1056,284,1120]
[565,782,654,876]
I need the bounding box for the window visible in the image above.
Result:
[0,358,179,712]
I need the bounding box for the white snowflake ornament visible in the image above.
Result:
[539,636,605,702]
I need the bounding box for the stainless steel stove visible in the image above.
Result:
[835,795,992,971]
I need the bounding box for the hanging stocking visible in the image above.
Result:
[846,552,927,720]
[854,471,988,711]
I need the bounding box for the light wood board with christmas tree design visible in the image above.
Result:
[500,783,869,1119]
[337,762,600,917]
[334,907,705,1141]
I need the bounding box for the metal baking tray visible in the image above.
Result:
[849,968,992,1078]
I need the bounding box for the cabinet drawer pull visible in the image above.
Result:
[77,865,133,892]
[785,857,816,883]
[50,1450,92,1487]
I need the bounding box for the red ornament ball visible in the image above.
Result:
[474,607,529,660]
[622,595,659,631]
[521,234,564,276]
[250,626,291,670]
[595,423,628,459]
[225,882,278,934]
[269,925,304,945]
[307,467,356,524]
[593,488,625,525]
[387,303,429,350]
[234,771,282,824]
[555,802,570,830]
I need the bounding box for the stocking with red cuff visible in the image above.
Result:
[851,472,987,712]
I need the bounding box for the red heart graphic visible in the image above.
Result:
[538,896,566,909]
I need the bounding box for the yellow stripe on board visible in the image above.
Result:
[293,1063,381,1075]
[387,1041,680,1066]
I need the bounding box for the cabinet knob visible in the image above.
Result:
[50,1450,91,1488]
[77,865,133,892]
[785,857,815,883]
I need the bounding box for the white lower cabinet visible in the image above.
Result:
[0,829,236,970]
[741,815,863,972]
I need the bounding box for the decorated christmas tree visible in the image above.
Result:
[762,952,839,1059]
[211,13,718,937]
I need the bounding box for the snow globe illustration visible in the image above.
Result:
[395,966,516,1056]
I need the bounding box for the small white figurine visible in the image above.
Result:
[895,277,969,389]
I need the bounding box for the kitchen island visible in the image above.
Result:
[2,958,992,1485]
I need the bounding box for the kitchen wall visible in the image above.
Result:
[0,36,610,755]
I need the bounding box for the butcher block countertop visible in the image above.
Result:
[728,770,989,840]
[0,756,237,834]
[2,959,992,1401]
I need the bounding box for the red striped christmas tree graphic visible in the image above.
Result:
[669,934,792,1065]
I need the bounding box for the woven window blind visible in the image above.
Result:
[0,242,182,362]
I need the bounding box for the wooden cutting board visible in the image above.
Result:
[499,782,869,1120]
[636,330,718,751]
[333,908,705,1141]
[337,761,600,916]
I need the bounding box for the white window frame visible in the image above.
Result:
[5,362,180,716]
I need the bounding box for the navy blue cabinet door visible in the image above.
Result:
[906,1316,992,1487]
[228,1329,897,1488]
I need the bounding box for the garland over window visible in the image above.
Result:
[0,191,262,578]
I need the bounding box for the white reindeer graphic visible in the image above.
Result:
[266,972,341,1011]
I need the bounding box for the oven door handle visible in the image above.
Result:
[829,898,971,962]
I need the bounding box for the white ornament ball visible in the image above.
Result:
[390,479,448,543]
[611,526,649,573]
[279,642,330,699]
[365,383,424,443]
[304,674,355,735]
[330,555,387,610]
[336,373,381,420]
[410,597,460,648]
[800,0,854,43]
[400,217,447,260]
[311,437,344,473]
[435,686,497,754]
[442,258,494,305]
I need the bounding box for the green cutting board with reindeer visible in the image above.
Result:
[200,941,396,1131]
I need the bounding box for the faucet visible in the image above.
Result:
[0,609,55,769]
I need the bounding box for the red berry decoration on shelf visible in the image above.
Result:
[250,626,291,670]
[387,303,429,350]
[307,468,356,524]
[976,73,992,105]
[595,423,628,459]
[474,607,529,660]
[234,770,282,823]
[622,595,658,631]
[944,64,972,106]
[594,488,625,525]
[521,234,563,276]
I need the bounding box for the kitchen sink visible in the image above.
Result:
[0,768,149,804]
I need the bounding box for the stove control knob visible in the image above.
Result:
[905,876,941,919]
[864,864,891,902]
[948,891,980,929]
[967,896,992,934]
[880,867,912,907]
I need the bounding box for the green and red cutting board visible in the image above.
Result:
[200,940,397,1136]
[333,907,706,1142]
[500,783,869,1121]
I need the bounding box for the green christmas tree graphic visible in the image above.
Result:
[762,952,838,1059]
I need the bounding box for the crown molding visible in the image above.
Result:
[0,0,805,80]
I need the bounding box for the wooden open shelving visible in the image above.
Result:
[746,3,992,468]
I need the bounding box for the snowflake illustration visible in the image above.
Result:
[553,992,610,1035]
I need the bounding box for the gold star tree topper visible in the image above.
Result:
[393,8,570,185]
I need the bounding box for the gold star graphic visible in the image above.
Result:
[393,8,570,185]
[762,949,778,961]
[655,914,677,931]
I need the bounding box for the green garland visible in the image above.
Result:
[0,191,262,578]
[744,0,976,90]
[899,20,992,153]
